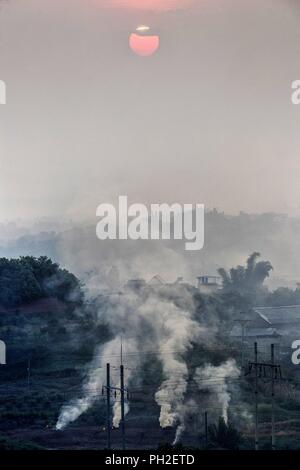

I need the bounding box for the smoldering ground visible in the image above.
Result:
[56,279,242,443]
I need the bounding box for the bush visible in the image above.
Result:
[209,417,242,450]
[0,256,83,307]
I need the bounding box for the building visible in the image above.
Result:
[253,305,300,343]
[230,324,282,355]
[197,275,222,294]
[230,305,300,360]
[148,275,166,287]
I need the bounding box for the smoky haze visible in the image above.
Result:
[0,0,300,221]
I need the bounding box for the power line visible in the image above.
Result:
[246,342,282,451]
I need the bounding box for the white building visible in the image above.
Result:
[197,275,222,294]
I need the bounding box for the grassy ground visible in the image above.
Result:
[1,302,300,450]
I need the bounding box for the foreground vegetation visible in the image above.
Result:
[0,254,300,449]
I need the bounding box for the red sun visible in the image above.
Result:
[91,0,194,11]
[129,26,160,57]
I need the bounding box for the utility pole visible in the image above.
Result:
[120,335,126,450]
[271,344,275,450]
[120,364,125,450]
[247,342,282,451]
[234,316,251,368]
[254,342,258,451]
[103,359,129,450]
[106,363,111,450]
[120,336,123,365]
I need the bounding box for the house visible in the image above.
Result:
[230,305,300,359]
[230,323,282,354]
[148,275,166,287]
[197,276,222,294]
[253,305,300,342]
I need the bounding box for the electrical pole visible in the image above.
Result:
[247,342,282,451]
[103,349,129,450]
[234,317,251,368]
[271,344,275,450]
[120,364,125,450]
[120,336,123,366]
[254,342,259,451]
[106,363,111,450]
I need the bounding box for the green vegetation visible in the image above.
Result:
[209,417,242,450]
[0,256,83,307]
[0,253,300,449]
[218,252,273,305]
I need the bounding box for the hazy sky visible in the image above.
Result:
[1,0,300,221]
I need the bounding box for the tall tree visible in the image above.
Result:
[218,252,273,302]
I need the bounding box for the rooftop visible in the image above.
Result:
[254,305,300,325]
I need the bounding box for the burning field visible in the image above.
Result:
[55,280,242,445]
[1,253,300,450]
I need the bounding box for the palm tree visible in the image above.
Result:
[218,252,273,296]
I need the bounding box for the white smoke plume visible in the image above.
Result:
[154,306,204,434]
[56,333,138,430]
[56,285,206,437]
[173,424,185,446]
[112,401,130,429]
[194,359,240,423]
[172,398,199,445]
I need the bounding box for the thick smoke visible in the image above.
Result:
[194,359,240,423]
[56,285,205,434]
[56,282,238,441]
[154,307,204,430]
[56,335,137,430]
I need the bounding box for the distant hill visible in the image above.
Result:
[0,212,299,289]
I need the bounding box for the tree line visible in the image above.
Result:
[0,256,83,308]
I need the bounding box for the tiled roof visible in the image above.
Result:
[254,305,300,325]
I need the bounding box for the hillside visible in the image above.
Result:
[1,212,300,290]
[1,254,300,450]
